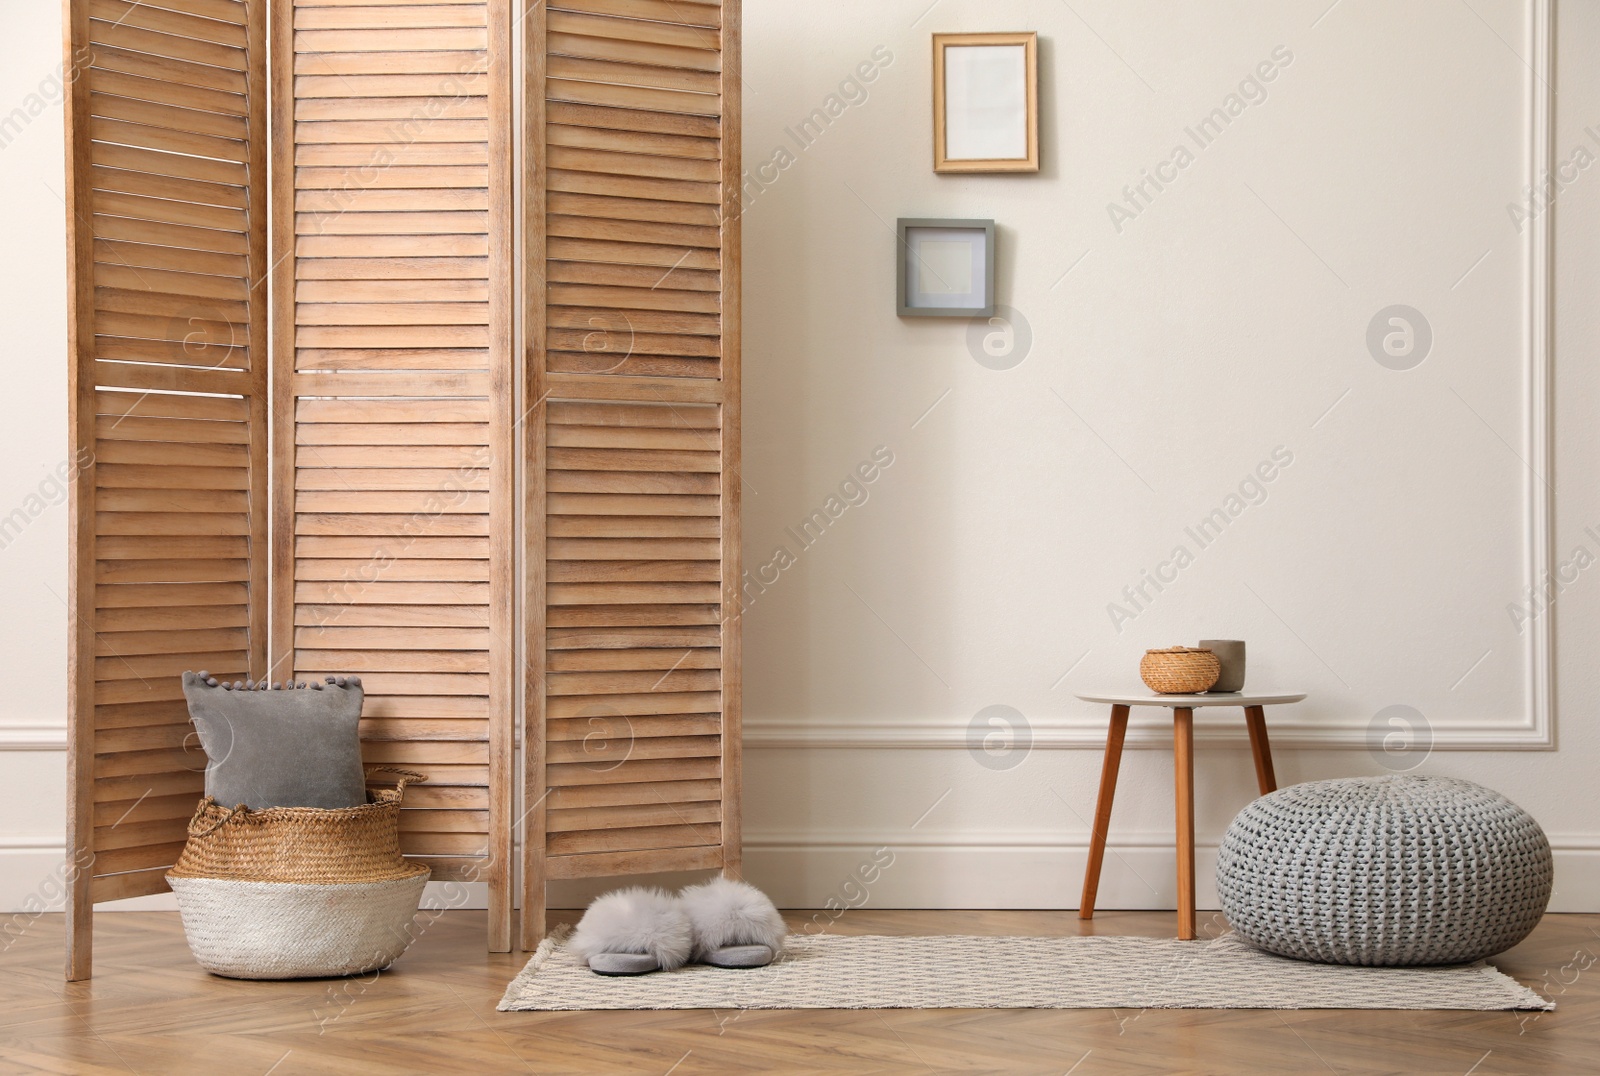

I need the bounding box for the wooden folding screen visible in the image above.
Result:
[64,0,270,980]
[523,0,741,947]
[268,0,516,950]
[66,0,738,973]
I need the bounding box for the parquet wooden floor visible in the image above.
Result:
[0,910,1594,1074]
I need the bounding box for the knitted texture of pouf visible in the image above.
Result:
[1216,775,1551,966]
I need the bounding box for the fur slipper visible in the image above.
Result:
[679,877,788,968]
[568,887,693,975]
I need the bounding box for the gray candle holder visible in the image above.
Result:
[1199,639,1246,693]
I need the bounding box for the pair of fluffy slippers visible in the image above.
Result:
[568,877,787,976]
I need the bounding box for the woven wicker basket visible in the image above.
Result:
[167,768,431,980]
[1140,646,1221,694]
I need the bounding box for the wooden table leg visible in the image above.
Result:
[1243,705,1277,795]
[1173,707,1195,940]
[1079,704,1130,920]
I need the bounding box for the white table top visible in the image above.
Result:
[1075,690,1307,708]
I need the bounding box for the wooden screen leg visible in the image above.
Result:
[1173,707,1195,941]
[489,871,511,954]
[66,712,93,981]
[66,875,91,982]
[520,773,548,951]
[521,862,546,951]
[1244,705,1277,795]
[1080,704,1130,920]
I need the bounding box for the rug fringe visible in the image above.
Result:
[496,925,571,1011]
[1474,961,1556,1011]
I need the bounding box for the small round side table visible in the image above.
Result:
[1074,690,1307,940]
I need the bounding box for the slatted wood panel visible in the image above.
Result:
[524,0,741,946]
[543,0,726,381]
[65,0,270,980]
[271,0,515,951]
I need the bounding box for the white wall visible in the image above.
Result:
[2,0,1597,915]
[0,0,80,914]
[733,0,1600,913]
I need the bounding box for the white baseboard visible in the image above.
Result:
[742,831,1600,915]
[4,834,1597,915]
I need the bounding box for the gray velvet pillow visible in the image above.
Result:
[181,672,367,810]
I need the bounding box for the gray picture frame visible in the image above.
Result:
[897,218,996,318]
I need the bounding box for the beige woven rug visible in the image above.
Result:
[498,931,1552,1012]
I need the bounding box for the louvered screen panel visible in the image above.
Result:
[271,0,515,950]
[542,399,726,864]
[65,0,270,979]
[525,0,740,945]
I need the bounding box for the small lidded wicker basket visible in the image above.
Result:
[1140,646,1221,694]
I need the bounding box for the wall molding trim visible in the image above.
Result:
[744,827,1600,853]
[0,714,1556,754]
[0,726,66,751]
[6,831,1592,857]
[0,836,71,851]
[1518,0,1556,749]
[755,11,1556,756]
[751,20,1556,759]
[744,712,1552,751]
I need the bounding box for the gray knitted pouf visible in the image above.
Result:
[1216,775,1551,966]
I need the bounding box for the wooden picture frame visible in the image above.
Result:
[933,32,1039,174]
